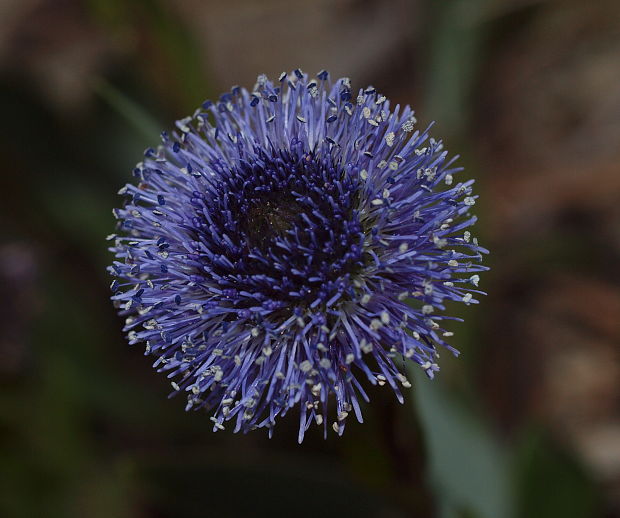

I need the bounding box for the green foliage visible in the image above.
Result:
[513,429,602,518]
[411,368,512,518]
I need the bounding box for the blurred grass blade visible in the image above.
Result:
[93,78,161,143]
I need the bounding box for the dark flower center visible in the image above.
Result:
[189,143,367,308]
[240,193,303,250]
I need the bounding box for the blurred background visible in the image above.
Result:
[1,0,619,517]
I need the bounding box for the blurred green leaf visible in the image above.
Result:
[410,367,512,518]
[424,0,488,136]
[87,0,213,112]
[144,0,212,110]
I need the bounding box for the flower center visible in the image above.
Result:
[241,193,303,250]
[192,144,367,307]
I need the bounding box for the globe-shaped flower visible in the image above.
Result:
[109,69,487,441]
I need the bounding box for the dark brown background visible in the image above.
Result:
[1,1,619,517]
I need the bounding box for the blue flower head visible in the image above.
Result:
[109,70,487,441]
